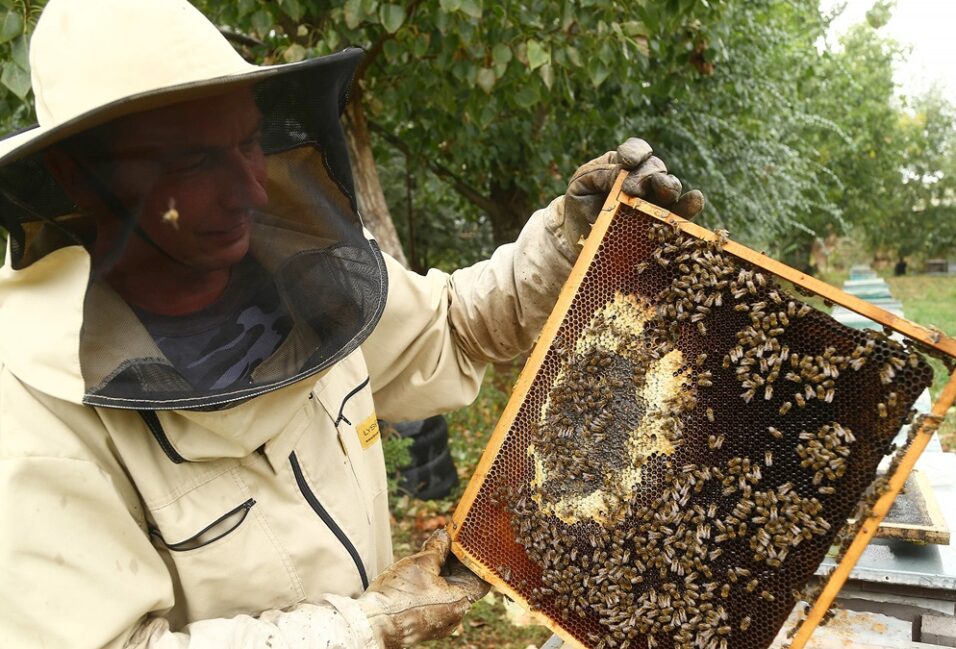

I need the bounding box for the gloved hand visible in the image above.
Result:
[562,137,706,246]
[357,529,490,648]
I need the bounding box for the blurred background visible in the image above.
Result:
[2,1,953,645]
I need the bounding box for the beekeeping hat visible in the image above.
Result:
[0,0,387,410]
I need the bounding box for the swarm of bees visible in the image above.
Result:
[456,210,934,649]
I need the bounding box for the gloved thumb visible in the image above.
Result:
[419,528,452,575]
[443,555,491,604]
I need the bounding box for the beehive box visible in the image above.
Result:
[450,176,956,649]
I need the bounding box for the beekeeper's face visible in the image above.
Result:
[104,87,268,271]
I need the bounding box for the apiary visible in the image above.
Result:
[450,174,956,649]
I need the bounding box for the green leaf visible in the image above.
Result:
[526,39,550,71]
[280,0,304,21]
[379,4,406,33]
[622,20,649,38]
[11,35,28,71]
[460,0,483,19]
[565,45,583,68]
[539,63,554,89]
[434,10,450,33]
[283,43,307,63]
[492,43,512,66]
[514,41,527,65]
[343,0,363,28]
[513,81,540,108]
[478,100,497,128]
[476,67,496,93]
[362,0,379,17]
[325,29,341,50]
[383,39,401,62]
[237,0,256,17]
[413,34,430,57]
[0,10,22,45]
[251,9,273,36]
[458,21,474,43]
[587,57,609,87]
[439,0,461,13]
[464,62,478,87]
[1,61,29,98]
[561,0,575,30]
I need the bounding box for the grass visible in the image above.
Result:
[884,274,956,450]
[387,273,956,647]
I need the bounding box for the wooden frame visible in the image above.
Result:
[859,470,949,545]
[450,173,956,649]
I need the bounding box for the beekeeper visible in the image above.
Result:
[0,0,704,648]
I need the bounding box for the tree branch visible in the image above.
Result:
[219,28,264,49]
[369,121,499,215]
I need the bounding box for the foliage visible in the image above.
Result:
[796,21,905,269]
[0,1,41,133]
[197,0,956,264]
[879,90,956,258]
[198,0,733,246]
[380,420,413,494]
[1,1,955,265]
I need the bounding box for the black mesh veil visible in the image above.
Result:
[0,48,389,410]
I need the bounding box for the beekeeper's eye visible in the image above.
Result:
[238,131,262,158]
[165,150,212,174]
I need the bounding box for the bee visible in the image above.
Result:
[161,197,180,230]
[877,403,888,418]
[706,407,715,423]
[779,401,792,415]
[740,616,752,631]
[794,393,806,408]
[765,450,773,467]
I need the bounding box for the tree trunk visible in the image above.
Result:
[343,93,408,267]
[488,178,532,247]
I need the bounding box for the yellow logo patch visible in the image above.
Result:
[357,414,380,449]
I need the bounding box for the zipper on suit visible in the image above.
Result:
[289,451,370,589]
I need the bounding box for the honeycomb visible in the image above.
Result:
[451,203,934,649]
